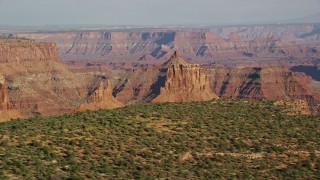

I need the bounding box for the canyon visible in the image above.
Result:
[109,56,319,113]
[0,24,320,120]
[15,23,320,68]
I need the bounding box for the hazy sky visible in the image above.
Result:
[0,0,319,25]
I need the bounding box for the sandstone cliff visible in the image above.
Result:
[212,24,315,40]
[112,68,160,104]
[111,52,219,103]
[208,67,318,99]
[150,51,218,102]
[1,39,319,119]
[17,24,320,67]
[110,52,319,113]
[0,75,22,121]
[0,39,123,120]
[207,66,320,113]
[78,80,124,111]
[0,39,58,63]
[0,75,9,110]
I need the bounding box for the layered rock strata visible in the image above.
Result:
[151,51,219,102]
[0,39,58,63]
[16,24,320,67]
[0,39,123,120]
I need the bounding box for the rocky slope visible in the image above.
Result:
[16,24,320,67]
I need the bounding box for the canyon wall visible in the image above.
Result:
[17,23,320,67]
[206,66,319,113]
[211,24,317,40]
[109,52,319,112]
[112,68,160,104]
[0,39,319,120]
[0,39,122,120]
[0,40,58,63]
[207,67,318,101]
[111,51,220,104]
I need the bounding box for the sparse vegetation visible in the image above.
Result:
[0,100,319,179]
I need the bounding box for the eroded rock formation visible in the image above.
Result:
[207,66,320,113]
[151,51,218,102]
[0,39,319,120]
[0,39,123,120]
[207,67,318,101]
[110,52,319,113]
[0,74,23,121]
[0,75,9,110]
[78,80,124,111]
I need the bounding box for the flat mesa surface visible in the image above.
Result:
[0,100,319,179]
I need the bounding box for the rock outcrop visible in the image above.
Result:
[0,75,9,110]
[150,51,218,102]
[0,39,58,63]
[275,100,312,115]
[0,75,22,121]
[78,81,124,111]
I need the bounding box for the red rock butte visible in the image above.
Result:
[152,51,219,102]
